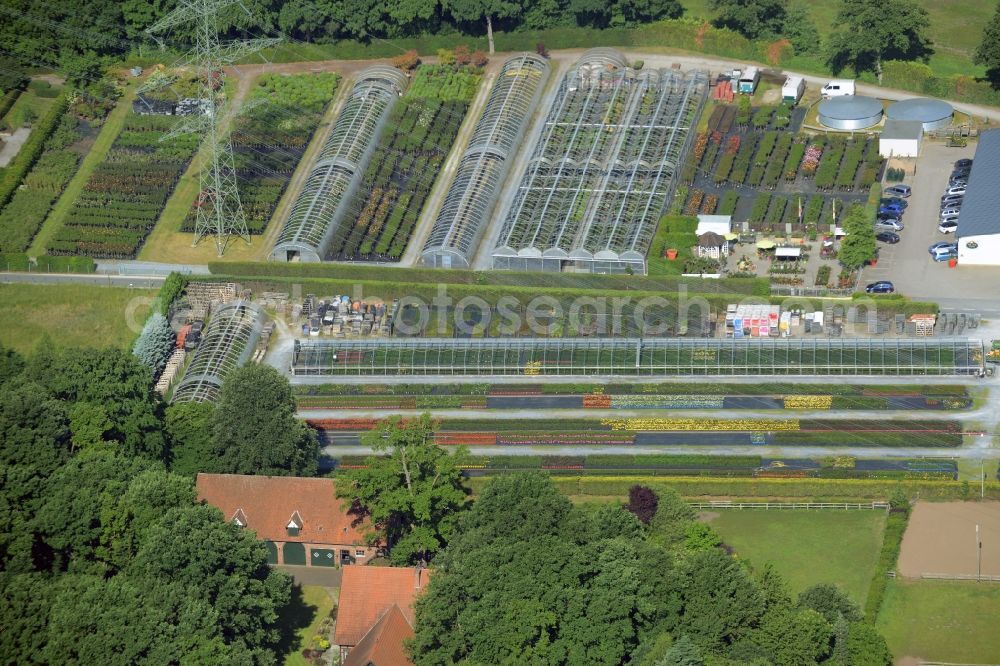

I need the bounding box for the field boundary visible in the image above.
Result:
[691,501,889,510]
[921,573,1000,582]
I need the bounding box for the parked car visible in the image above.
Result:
[865,281,895,294]
[875,219,904,231]
[941,206,962,217]
[940,214,960,225]
[876,231,900,243]
[880,197,908,209]
[929,241,954,253]
[949,175,968,185]
[946,186,967,196]
[941,196,963,207]
[929,243,958,261]
[955,158,973,169]
[883,184,911,198]
[877,212,902,222]
[879,203,905,215]
[938,220,958,234]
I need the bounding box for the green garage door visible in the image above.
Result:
[283,542,306,565]
[264,541,278,564]
[310,548,337,567]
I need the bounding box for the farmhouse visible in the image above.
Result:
[956,129,1000,266]
[195,473,376,567]
[336,566,432,665]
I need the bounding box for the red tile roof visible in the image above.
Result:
[195,473,367,545]
[343,604,415,666]
[335,566,431,647]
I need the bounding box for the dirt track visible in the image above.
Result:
[897,502,1000,578]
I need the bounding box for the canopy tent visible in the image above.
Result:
[724,232,739,241]
[755,240,776,249]
[775,247,802,259]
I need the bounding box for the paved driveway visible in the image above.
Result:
[861,141,1000,317]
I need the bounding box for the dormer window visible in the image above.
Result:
[232,508,247,528]
[287,511,302,537]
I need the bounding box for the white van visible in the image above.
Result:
[821,80,855,97]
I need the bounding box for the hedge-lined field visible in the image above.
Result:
[708,509,887,603]
[48,114,199,258]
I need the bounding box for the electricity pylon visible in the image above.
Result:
[144,0,279,256]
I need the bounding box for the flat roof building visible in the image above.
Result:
[956,130,1000,266]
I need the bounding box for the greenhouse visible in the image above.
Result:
[492,50,708,274]
[271,66,407,262]
[172,302,264,403]
[290,337,984,377]
[421,53,549,269]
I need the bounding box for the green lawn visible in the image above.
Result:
[706,509,887,603]
[0,283,154,354]
[877,579,1000,663]
[679,0,989,77]
[2,84,61,130]
[279,585,336,666]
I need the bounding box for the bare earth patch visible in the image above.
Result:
[897,501,1000,578]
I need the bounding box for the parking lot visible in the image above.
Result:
[861,140,1000,317]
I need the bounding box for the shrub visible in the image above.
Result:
[436,48,456,65]
[626,485,658,523]
[391,50,420,71]
[158,272,189,315]
[633,60,644,70]
[863,511,909,620]
[132,312,176,375]
[536,42,549,57]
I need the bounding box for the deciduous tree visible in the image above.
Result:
[837,204,877,269]
[210,364,318,476]
[710,0,788,40]
[337,414,468,564]
[974,1,1000,88]
[827,0,932,80]
[626,485,659,524]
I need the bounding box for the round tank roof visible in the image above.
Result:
[886,98,953,130]
[817,96,884,130]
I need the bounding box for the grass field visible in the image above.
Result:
[679,0,989,77]
[0,284,154,353]
[877,579,1000,663]
[705,509,887,603]
[279,585,335,666]
[2,84,61,129]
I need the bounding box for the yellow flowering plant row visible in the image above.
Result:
[600,418,800,432]
[783,395,833,409]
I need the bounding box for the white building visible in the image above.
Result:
[879,119,923,158]
[956,129,1000,266]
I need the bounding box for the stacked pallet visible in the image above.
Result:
[155,348,187,395]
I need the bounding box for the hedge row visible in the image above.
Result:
[881,60,1000,109]
[0,93,70,211]
[500,476,1000,500]
[208,260,767,297]
[863,511,909,620]
[0,89,20,120]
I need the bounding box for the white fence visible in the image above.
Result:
[689,501,890,510]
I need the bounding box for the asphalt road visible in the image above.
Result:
[0,272,165,288]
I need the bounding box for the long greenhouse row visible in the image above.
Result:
[172,302,264,403]
[271,66,407,262]
[421,54,549,269]
[290,337,985,377]
[493,49,708,274]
